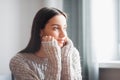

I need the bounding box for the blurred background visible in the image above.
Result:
[0,0,119,80]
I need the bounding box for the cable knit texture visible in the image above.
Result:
[9,39,82,80]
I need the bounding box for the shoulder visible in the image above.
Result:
[9,53,28,74]
[9,53,46,68]
[10,53,26,63]
[9,53,36,69]
[9,53,27,68]
[9,53,37,65]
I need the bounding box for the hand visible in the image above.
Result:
[42,36,53,42]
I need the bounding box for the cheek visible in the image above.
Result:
[44,31,59,38]
[63,31,68,38]
[50,32,59,38]
[42,30,55,36]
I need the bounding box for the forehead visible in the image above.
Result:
[47,14,67,24]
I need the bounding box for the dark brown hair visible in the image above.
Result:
[20,7,67,53]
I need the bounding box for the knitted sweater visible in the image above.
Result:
[9,39,82,80]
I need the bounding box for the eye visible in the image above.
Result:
[53,26,59,30]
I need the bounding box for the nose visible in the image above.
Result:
[59,29,66,38]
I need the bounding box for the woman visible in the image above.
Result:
[9,7,82,80]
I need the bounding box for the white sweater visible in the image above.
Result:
[9,39,82,80]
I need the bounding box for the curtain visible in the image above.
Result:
[63,0,99,80]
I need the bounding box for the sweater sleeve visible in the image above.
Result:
[9,54,40,80]
[61,39,73,80]
[61,39,82,80]
[72,48,82,80]
[41,40,61,80]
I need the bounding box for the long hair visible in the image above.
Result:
[19,7,67,53]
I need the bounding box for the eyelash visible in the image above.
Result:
[53,27,59,30]
[52,26,67,31]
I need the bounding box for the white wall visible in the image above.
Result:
[0,0,63,78]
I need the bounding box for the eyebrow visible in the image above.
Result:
[51,24,59,26]
[51,24,67,27]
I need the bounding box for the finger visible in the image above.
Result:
[42,36,47,41]
[47,36,52,41]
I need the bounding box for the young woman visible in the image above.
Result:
[9,7,82,80]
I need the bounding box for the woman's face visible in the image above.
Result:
[41,14,67,47]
